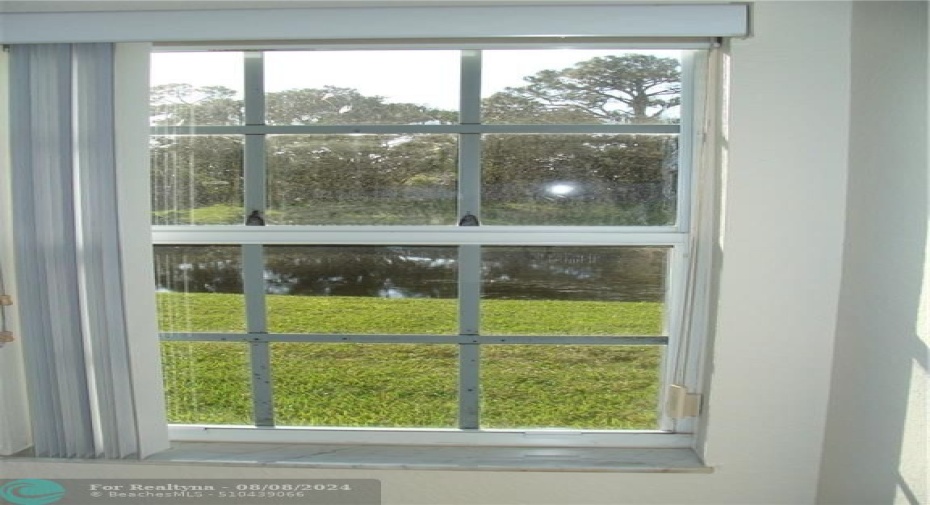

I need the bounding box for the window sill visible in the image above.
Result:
[140,442,712,473]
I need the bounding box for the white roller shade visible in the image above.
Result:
[0,4,749,44]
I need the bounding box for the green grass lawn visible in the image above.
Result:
[159,293,664,429]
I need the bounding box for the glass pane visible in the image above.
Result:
[267,135,457,225]
[150,52,244,126]
[482,50,681,125]
[151,135,244,225]
[161,342,252,425]
[154,246,245,333]
[272,344,457,428]
[265,51,459,125]
[481,247,666,336]
[482,134,678,226]
[265,246,458,334]
[481,345,663,429]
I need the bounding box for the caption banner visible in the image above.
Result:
[0,479,381,505]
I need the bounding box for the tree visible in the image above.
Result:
[266,133,457,224]
[150,135,244,224]
[266,86,456,126]
[150,84,243,126]
[483,54,681,125]
[481,54,681,225]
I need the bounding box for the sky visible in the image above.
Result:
[151,49,680,111]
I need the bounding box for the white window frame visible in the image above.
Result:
[0,1,747,462]
[148,43,710,449]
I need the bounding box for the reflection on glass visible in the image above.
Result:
[481,345,663,429]
[482,134,678,226]
[265,246,458,334]
[272,343,457,428]
[150,52,244,126]
[481,247,667,336]
[151,136,244,225]
[482,50,681,125]
[267,135,457,225]
[161,342,252,425]
[154,246,245,333]
[264,51,459,125]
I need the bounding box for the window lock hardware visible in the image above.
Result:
[458,212,480,226]
[667,384,702,418]
[245,210,266,226]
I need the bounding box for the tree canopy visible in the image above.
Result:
[483,54,680,124]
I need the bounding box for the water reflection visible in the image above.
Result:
[483,247,665,302]
[154,245,666,302]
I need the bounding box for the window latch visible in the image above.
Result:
[458,212,480,226]
[246,210,266,226]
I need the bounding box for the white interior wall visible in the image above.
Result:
[817,2,929,504]
[3,2,920,504]
[698,2,851,500]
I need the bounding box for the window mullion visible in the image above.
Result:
[244,51,265,127]
[459,49,482,124]
[676,50,696,231]
[243,51,267,215]
[458,49,482,220]
[457,50,483,430]
[244,136,266,218]
[242,51,274,427]
[458,245,482,429]
[151,124,680,135]
[459,135,481,219]
[244,244,274,427]
[152,227,688,246]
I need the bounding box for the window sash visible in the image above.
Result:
[150,46,699,436]
[154,242,681,431]
[150,48,694,231]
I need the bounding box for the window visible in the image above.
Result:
[150,47,704,443]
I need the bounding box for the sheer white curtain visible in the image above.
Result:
[9,43,141,459]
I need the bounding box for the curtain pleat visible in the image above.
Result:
[9,43,139,459]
